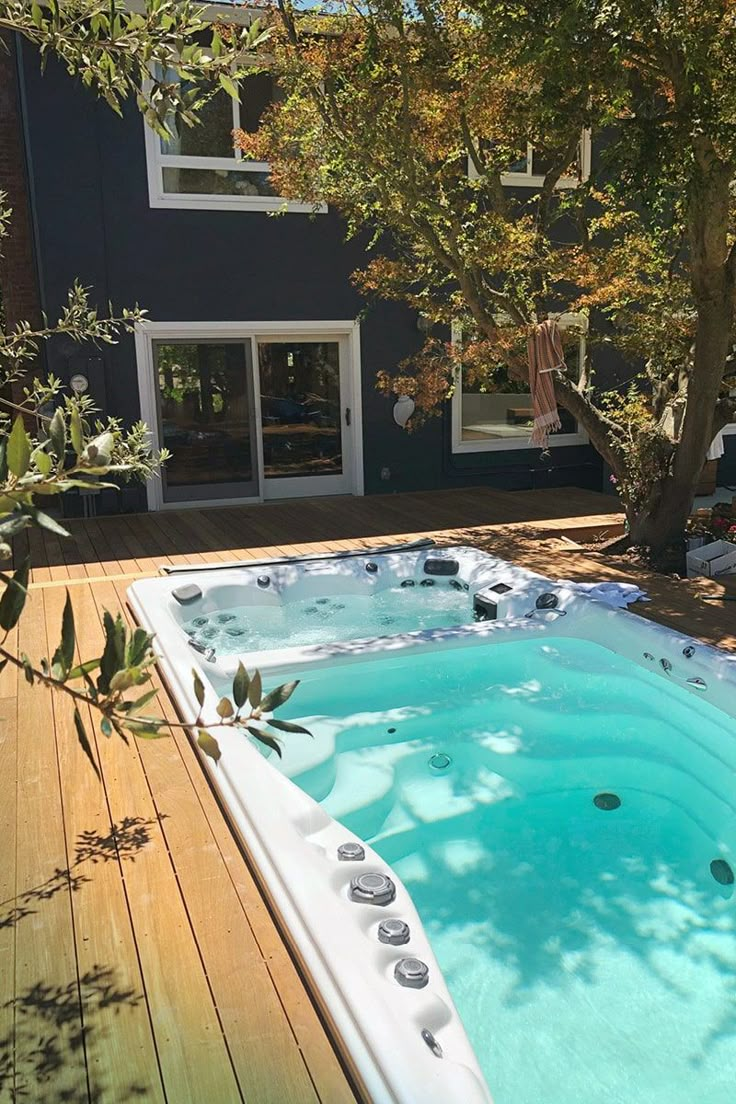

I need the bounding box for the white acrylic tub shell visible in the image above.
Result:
[127,545,736,1104]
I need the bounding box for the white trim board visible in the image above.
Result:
[135,319,364,510]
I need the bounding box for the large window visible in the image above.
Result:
[144,73,322,213]
[451,319,588,453]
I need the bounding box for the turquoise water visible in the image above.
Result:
[182,583,472,655]
[269,637,736,1103]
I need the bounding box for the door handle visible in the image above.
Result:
[345,406,351,426]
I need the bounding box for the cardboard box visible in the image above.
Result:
[686,539,736,578]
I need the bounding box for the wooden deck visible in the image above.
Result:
[3,486,734,1104]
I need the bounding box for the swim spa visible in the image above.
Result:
[128,545,736,1104]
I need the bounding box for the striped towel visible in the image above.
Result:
[527,319,564,448]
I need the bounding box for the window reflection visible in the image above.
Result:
[258,342,342,479]
[155,343,254,488]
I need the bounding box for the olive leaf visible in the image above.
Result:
[48,407,66,460]
[260,680,299,714]
[193,669,205,708]
[7,416,31,478]
[73,706,100,779]
[0,555,30,631]
[69,405,84,456]
[197,728,221,764]
[267,717,312,736]
[51,589,76,680]
[216,696,234,719]
[248,669,262,709]
[232,661,249,709]
[247,725,282,758]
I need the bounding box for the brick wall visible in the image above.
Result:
[0,30,42,402]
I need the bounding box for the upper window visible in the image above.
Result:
[468,131,591,190]
[144,73,323,214]
[451,316,588,453]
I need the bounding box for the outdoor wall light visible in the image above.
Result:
[393,395,415,428]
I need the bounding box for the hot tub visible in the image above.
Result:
[128,545,736,1104]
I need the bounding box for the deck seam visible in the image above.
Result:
[40,591,93,1104]
[63,582,170,1104]
[86,582,248,1104]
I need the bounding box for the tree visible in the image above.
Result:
[241,0,736,556]
[0,1,304,767]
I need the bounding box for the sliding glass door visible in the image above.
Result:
[153,340,259,503]
[257,336,353,499]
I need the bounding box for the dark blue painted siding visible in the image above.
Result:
[19,44,603,511]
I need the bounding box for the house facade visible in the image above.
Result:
[5,23,735,516]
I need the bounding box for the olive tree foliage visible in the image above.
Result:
[0,1,306,770]
[243,0,736,554]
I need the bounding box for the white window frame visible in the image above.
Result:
[143,77,326,214]
[451,314,589,454]
[135,318,364,510]
[468,130,591,190]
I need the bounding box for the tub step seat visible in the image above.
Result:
[322,755,397,839]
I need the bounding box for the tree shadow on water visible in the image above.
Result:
[375,782,736,1088]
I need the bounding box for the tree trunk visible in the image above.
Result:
[626,474,698,551]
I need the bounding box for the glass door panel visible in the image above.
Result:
[258,339,352,498]
[154,341,259,503]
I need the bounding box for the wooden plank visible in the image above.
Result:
[109,580,330,1104]
[71,517,125,577]
[42,585,166,1104]
[14,588,88,1104]
[75,580,244,1104]
[0,695,17,1104]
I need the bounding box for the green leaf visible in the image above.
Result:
[109,669,134,692]
[32,446,52,476]
[232,661,249,709]
[216,696,234,719]
[126,626,152,668]
[67,658,100,680]
[51,590,75,679]
[7,416,31,478]
[260,680,299,714]
[70,405,84,456]
[100,717,112,737]
[48,407,66,461]
[267,717,312,736]
[193,669,205,708]
[20,653,34,685]
[197,728,221,764]
[0,555,30,631]
[247,725,282,758]
[248,669,262,709]
[84,431,114,467]
[126,718,165,739]
[218,73,239,100]
[97,610,126,694]
[73,707,100,779]
[25,507,70,538]
[125,688,159,715]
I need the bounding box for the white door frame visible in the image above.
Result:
[134,319,364,510]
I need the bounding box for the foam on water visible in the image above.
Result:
[270,637,736,1104]
[182,584,471,655]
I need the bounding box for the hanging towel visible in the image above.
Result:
[707,431,725,461]
[527,319,564,448]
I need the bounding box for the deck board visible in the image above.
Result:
[6,485,736,1104]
